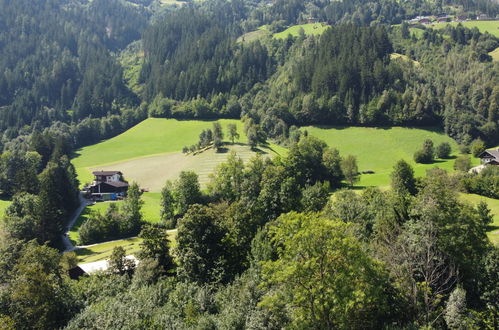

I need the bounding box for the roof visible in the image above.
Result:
[79,255,138,274]
[478,149,499,160]
[93,171,122,176]
[105,181,129,188]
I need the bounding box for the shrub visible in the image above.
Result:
[454,156,472,172]
[414,149,431,164]
[414,139,434,163]
[436,142,451,159]
[470,138,486,157]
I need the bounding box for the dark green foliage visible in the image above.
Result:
[243,117,267,150]
[79,185,144,245]
[108,246,136,276]
[174,171,202,215]
[436,142,452,159]
[227,123,239,144]
[462,166,499,199]
[175,204,228,284]
[471,138,487,157]
[454,156,472,172]
[0,240,78,330]
[479,247,499,313]
[160,181,175,224]
[322,147,344,187]
[198,129,213,149]
[414,139,434,164]
[212,122,224,151]
[300,181,330,212]
[391,159,417,195]
[285,135,328,186]
[341,155,359,186]
[121,182,144,236]
[138,223,174,275]
[476,201,494,227]
[0,151,40,197]
[0,0,142,140]
[78,204,124,245]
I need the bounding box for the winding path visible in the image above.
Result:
[62,193,91,252]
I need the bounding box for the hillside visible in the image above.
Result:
[306,126,478,188]
[431,20,499,38]
[73,118,286,189]
[273,23,330,39]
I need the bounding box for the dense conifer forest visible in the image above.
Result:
[0,0,498,329]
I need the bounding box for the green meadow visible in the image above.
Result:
[75,237,144,263]
[273,23,330,39]
[460,194,499,245]
[490,47,499,61]
[72,118,286,188]
[305,126,478,188]
[0,198,11,216]
[430,20,499,38]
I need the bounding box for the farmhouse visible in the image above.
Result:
[478,149,499,165]
[87,170,129,198]
[476,14,489,21]
[307,17,319,24]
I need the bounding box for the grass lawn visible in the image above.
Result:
[75,237,143,263]
[305,126,478,188]
[409,27,425,38]
[73,118,286,189]
[460,193,499,245]
[0,198,11,216]
[490,47,499,62]
[430,20,499,38]
[237,26,271,43]
[390,53,420,66]
[142,192,162,223]
[75,230,177,263]
[273,23,330,39]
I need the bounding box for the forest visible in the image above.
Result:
[0,0,498,329]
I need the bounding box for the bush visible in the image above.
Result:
[436,142,451,159]
[458,144,470,154]
[414,139,434,163]
[470,138,486,157]
[454,156,472,172]
[413,149,432,164]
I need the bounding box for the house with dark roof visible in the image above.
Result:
[478,149,499,165]
[88,170,129,197]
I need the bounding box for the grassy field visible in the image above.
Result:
[430,20,499,38]
[305,126,478,188]
[409,27,426,38]
[238,26,271,43]
[75,237,144,263]
[273,23,330,39]
[73,118,286,189]
[390,53,420,66]
[490,47,499,61]
[0,198,11,216]
[460,193,499,245]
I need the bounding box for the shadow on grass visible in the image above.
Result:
[75,248,94,257]
[487,225,499,232]
[309,124,447,134]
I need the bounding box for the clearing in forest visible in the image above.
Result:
[273,23,330,39]
[460,194,499,245]
[305,125,478,188]
[431,20,499,38]
[72,118,285,189]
